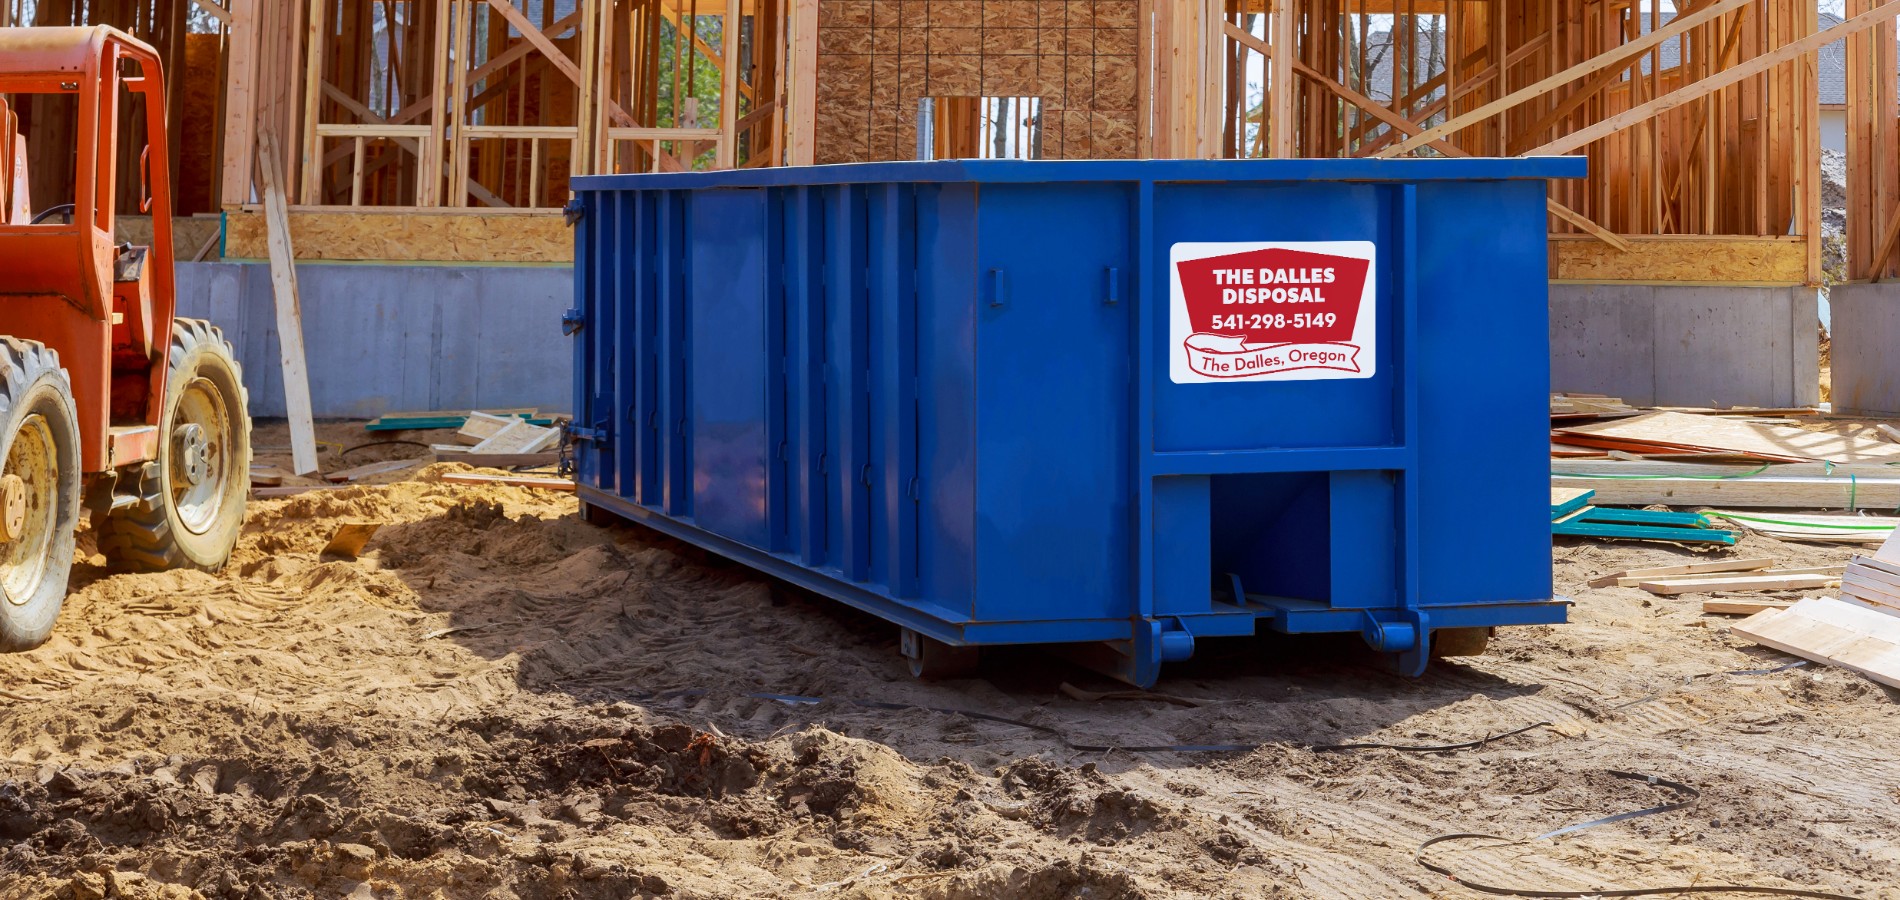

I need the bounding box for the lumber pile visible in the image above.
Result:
[1552,488,1738,545]
[1550,393,1640,421]
[432,412,561,455]
[1552,457,1900,512]
[1732,598,1900,689]
[1728,533,1900,688]
[1703,511,1896,545]
[366,409,557,432]
[1589,557,1841,595]
[1553,412,1900,464]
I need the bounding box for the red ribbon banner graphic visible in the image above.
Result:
[1181,333,1363,378]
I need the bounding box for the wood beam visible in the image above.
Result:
[716,0,741,168]
[787,0,817,165]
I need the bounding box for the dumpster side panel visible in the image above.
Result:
[688,188,772,549]
[915,184,979,620]
[972,183,1135,623]
[1414,180,1554,605]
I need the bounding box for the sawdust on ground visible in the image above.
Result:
[0,420,1895,899]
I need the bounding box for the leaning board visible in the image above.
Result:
[1732,598,1900,689]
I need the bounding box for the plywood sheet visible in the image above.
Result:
[1555,412,1900,464]
[1732,598,1900,689]
[224,210,572,263]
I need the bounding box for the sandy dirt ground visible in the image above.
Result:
[0,420,1895,899]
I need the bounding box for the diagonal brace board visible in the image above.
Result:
[1381,0,1756,156]
[1528,0,1900,157]
[1221,23,1632,253]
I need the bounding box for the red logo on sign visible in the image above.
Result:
[1174,247,1371,378]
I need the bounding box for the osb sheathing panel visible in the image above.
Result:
[1551,237,1808,285]
[222,211,572,264]
[816,0,1140,163]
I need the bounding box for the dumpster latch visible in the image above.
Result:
[563,197,585,226]
[562,308,586,335]
[569,422,610,442]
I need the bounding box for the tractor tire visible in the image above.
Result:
[97,319,250,573]
[0,338,81,652]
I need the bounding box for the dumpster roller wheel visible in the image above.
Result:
[900,628,978,680]
[1430,627,1492,658]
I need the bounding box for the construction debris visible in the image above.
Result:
[1552,462,1900,511]
[1589,557,1775,588]
[438,473,575,492]
[1732,597,1900,690]
[468,416,560,454]
[323,458,424,483]
[1702,598,1798,616]
[1554,411,1900,464]
[365,408,553,432]
[1552,488,1739,545]
[1637,573,1838,596]
[321,521,383,558]
[1704,511,1897,545]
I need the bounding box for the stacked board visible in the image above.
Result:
[1551,488,1739,545]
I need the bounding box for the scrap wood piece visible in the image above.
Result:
[253,484,351,499]
[1702,598,1797,616]
[249,464,290,487]
[1638,574,1836,596]
[323,458,424,483]
[1550,473,1900,510]
[1704,510,1898,544]
[1553,411,1900,464]
[457,452,559,469]
[1611,565,1844,588]
[1731,598,1900,690]
[1553,506,1738,545]
[457,411,522,443]
[1588,557,1774,588]
[368,408,552,432]
[321,521,383,558]
[470,419,559,454]
[1550,487,1594,518]
[439,473,575,492]
[255,132,319,476]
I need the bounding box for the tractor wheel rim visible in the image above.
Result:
[2,414,59,606]
[171,376,231,537]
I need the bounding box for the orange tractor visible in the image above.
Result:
[0,27,250,649]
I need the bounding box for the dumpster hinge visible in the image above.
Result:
[569,422,611,442]
[561,308,586,335]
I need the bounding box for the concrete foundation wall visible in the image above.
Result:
[1549,284,1820,408]
[1828,282,1900,416]
[175,263,1821,419]
[174,262,573,418]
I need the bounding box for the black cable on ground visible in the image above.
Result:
[338,439,432,459]
[1415,771,1866,899]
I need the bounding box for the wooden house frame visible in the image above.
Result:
[5,0,1894,281]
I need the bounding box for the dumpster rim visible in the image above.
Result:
[572,157,1589,192]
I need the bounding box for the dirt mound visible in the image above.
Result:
[0,421,1894,897]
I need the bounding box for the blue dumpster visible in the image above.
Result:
[565,158,1586,686]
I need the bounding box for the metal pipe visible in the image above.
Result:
[915,97,935,160]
